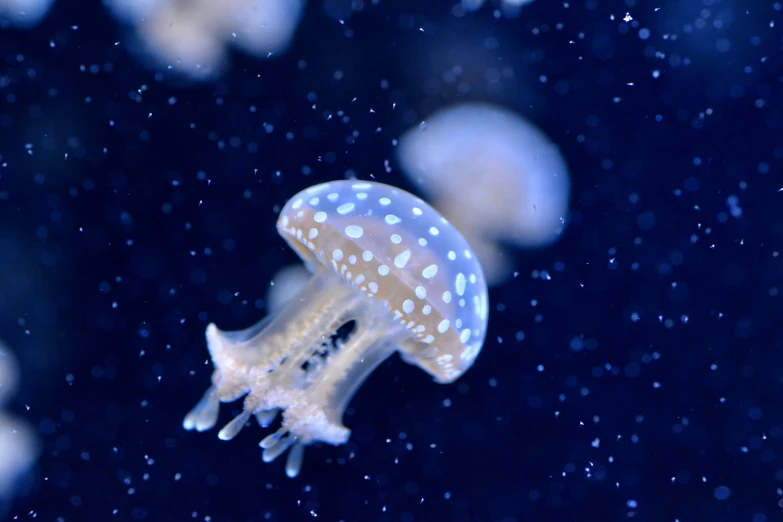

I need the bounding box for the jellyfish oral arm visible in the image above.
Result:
[183,264,407,477]
[182,385,220,432]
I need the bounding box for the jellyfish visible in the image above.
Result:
[183,180,489,478]
[0,344,39,500]
[461,0,534,14]
[104,0,305,81]
[0,0,54,28]
[266,264,310,315]
[132,1,228,79]
[396,102,571,286]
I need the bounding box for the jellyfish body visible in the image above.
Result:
[266,263,310,314]
[0,345,39,498]
[0,0,54,28]
[105,0,305,81]
[183,180,489,478]
[461,0,534,14]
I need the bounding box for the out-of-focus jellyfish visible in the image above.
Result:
[396,102,570,287]
[0,344,39,501]
[99,0,159,21]
[461,0,534,15]
[217,0,305,58]
[0,347,18,405]
[266,264,311,315]
[0,0,54,28]
[131,1,228,80]
[183,180,489,478]
[104,0,305,81]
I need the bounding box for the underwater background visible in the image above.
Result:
[1,0,782,521]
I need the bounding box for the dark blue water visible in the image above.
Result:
[1,0,781,521]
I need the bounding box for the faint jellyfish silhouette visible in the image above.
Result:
[0,343,39,500]
[104,0,305,81]
[461,0,534,15]
[0,0,54,28]
[216,0,305,59]
[396,102,570,286]
[0,346,18,405]
[183,180,489,478]
[133,1,228,80]
[266,264,310,315]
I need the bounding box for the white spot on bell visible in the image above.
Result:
[345,225,363,238]
[456,273,466,296]
[394,249,411,268]
[438,319,450,333]
[422,264,438,279]
[403,299,414,313]
[314,211,327,223]
[337,202,355,215]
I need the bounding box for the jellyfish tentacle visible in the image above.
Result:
[183,386,220,432]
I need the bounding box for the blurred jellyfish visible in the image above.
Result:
[462,0,534,11]
[266,263,310,315]
[396,102,570,286]
[218,0,305,58]
[0,348,18,405]
[100,0,159,22]
[0,344,38,502]
[104,0,305,81]
[131,1,229,80]
[0,0,54,28]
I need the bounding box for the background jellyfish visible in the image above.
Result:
[266,263,311,315]
[2,0,305,78]
[0,344,38,506]
[104,0,306,80]
[0,0,53,27]
[396,102,571,286]
[460,0,535,17]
